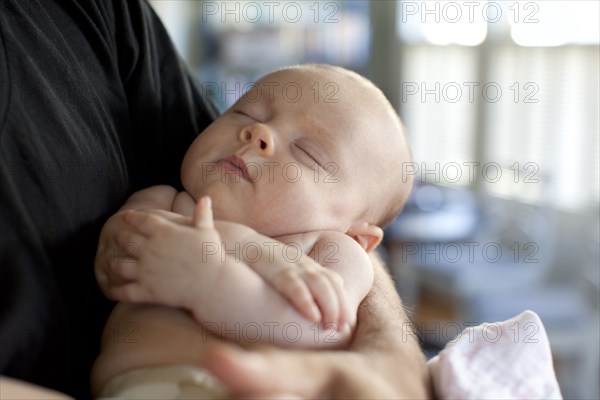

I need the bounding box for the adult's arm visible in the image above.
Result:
[0,376,72,400]
[205,253,432,399]
[0,0,215,397]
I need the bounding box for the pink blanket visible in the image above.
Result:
[427,310,563,399]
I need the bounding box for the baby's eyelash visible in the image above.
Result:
[295,144,322,167]
[233,109,258,121]
[234,109,250,117]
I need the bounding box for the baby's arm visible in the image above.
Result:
[116,199,358,348]
[97,188,357,347]
[92,192,373,394]
[253,229,375,331]
[98,186,331,318]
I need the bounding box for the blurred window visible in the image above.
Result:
[155,0,372,112]
[397,0,599,211]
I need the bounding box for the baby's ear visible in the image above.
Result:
[348,222,384,253]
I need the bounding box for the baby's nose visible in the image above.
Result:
[239,124,275,156]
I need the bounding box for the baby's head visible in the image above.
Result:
[182,64,413,251]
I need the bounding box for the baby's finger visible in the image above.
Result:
[107,282,150,303]
[109,256,139,282]
[149,209,192,224]
[324,270,352,328]
[122,210,169,236]
[95,268,110,295]
[271,272,321,323]
[304,271,340,329]
[193,196,214,229]
[114,229,147,252]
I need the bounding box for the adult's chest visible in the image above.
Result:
[0,0,131,244]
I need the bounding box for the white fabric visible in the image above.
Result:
[427,310,563,399]
[97,364,227,399]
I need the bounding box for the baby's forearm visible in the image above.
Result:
[190,257,352,349]
[182,222,356,348]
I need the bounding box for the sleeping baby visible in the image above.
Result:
[92,64,413,398]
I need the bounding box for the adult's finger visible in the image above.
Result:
[204,344,337,399]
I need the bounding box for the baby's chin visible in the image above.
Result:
[211,207,288,237]
[207,200,249,225]
[189,188,298,236]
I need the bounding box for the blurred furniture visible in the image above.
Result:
[386,182,599,399]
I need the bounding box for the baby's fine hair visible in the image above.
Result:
[271,64,414,228]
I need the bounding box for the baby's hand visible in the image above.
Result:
[98,197,222,309]
[247,247,352,331]
[194,200,351,329]
[95,208,192,299]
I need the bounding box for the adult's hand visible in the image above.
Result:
[204,253,432,399]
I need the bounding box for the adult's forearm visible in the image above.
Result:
[0,376,72,399]
[349,251,430,398]
[356,251,419,347]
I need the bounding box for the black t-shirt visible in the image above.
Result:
[0,0,215,397]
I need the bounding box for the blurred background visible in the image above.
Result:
[149,1,599,398]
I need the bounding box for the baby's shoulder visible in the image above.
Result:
[310,231,367,260]
[276,231,363,258]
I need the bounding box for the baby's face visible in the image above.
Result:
[181,68,392,237]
